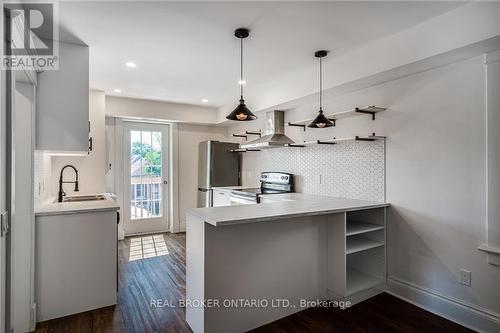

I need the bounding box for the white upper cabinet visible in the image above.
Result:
[36,42,89,153]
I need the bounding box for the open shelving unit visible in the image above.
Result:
[286,133,385,147]
[346,221,385,236]
[346,268,384,296]
[232,130,262,141]
[230,148,261,153]
[327,207,386,302]
[287,106,386,131]
[346,236,384,254]
[230,134,385,153]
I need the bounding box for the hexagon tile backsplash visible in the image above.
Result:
[241,140,385,202]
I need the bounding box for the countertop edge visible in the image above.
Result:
[188,201,390,227]
[35,194,120,217]
[35,206,119,217]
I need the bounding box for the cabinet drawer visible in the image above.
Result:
[213,190,230,207]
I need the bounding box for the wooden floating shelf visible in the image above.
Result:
[287,106,386,131]
[285,134,386,147]
[232,130,262,141]
[346,221,384,237]
[346,237,384,255]
[346,268,384,296]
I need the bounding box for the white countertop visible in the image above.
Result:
[35,193,120,217]
[187,193,389,226]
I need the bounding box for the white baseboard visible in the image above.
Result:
[387,276,500,333]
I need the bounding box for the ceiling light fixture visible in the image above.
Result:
[113,88,122,93]
[202,99,209,103]
[226,28,257,121]
[125,61,136,68]
[308,50,334,128]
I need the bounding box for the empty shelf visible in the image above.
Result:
[287,105,386,128]
[346,221,384,236]
[346,237,384,254]
[347,268,384,296]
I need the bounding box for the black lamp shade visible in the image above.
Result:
[226,98,257,121]
[308,110,333,128]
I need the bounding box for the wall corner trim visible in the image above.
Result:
[484,50,500,64]
[478,244,500,265]
[386,276,500,333]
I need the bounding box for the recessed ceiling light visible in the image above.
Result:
[202,99,209,103]
[113,88,122,93]
[238,79,246,85]
[125,61,136,68]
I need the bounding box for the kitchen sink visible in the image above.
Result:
[59,195,107,202]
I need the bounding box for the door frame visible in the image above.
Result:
[10,75,36,333]
[123,121,170,236]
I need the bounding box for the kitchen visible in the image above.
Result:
[1,1,500,333]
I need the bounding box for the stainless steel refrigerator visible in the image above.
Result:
[198,141,240,207]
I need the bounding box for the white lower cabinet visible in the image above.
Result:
[327,207,386,303]
[212,189,230,207]
[35,210,118,321]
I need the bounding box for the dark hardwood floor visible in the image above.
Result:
[250,292,474,333]
[35,232,191,333]
[35,232,475,333]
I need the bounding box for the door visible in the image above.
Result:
[123,122,169,235]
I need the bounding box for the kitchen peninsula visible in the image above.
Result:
[186,194,389,333]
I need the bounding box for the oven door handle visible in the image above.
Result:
[229,193,256,205]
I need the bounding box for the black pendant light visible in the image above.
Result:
[226,28,257,121]
[308,50,333,128]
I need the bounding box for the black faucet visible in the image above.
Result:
[58,165,79,202]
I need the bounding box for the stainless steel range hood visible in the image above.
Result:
[240,110,294,149]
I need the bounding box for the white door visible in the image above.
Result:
[123,122,169,235]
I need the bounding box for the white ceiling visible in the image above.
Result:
[59,1,464,108]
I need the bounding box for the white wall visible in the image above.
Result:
[177,123,228,230]
[225,55,500,330]
[106,95,218,124]
[50,90,106,196]
[104,96,229,233]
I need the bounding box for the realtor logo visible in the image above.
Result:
[2,1,59,70]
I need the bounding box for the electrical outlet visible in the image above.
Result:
[459,269,471,286]
[317,174,322,185]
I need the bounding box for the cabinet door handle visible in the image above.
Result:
[117,211,120,224]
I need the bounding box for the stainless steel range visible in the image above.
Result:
[229,172,294,205]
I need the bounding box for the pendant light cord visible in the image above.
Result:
[240,37,244,99]
[319,56,322,111]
